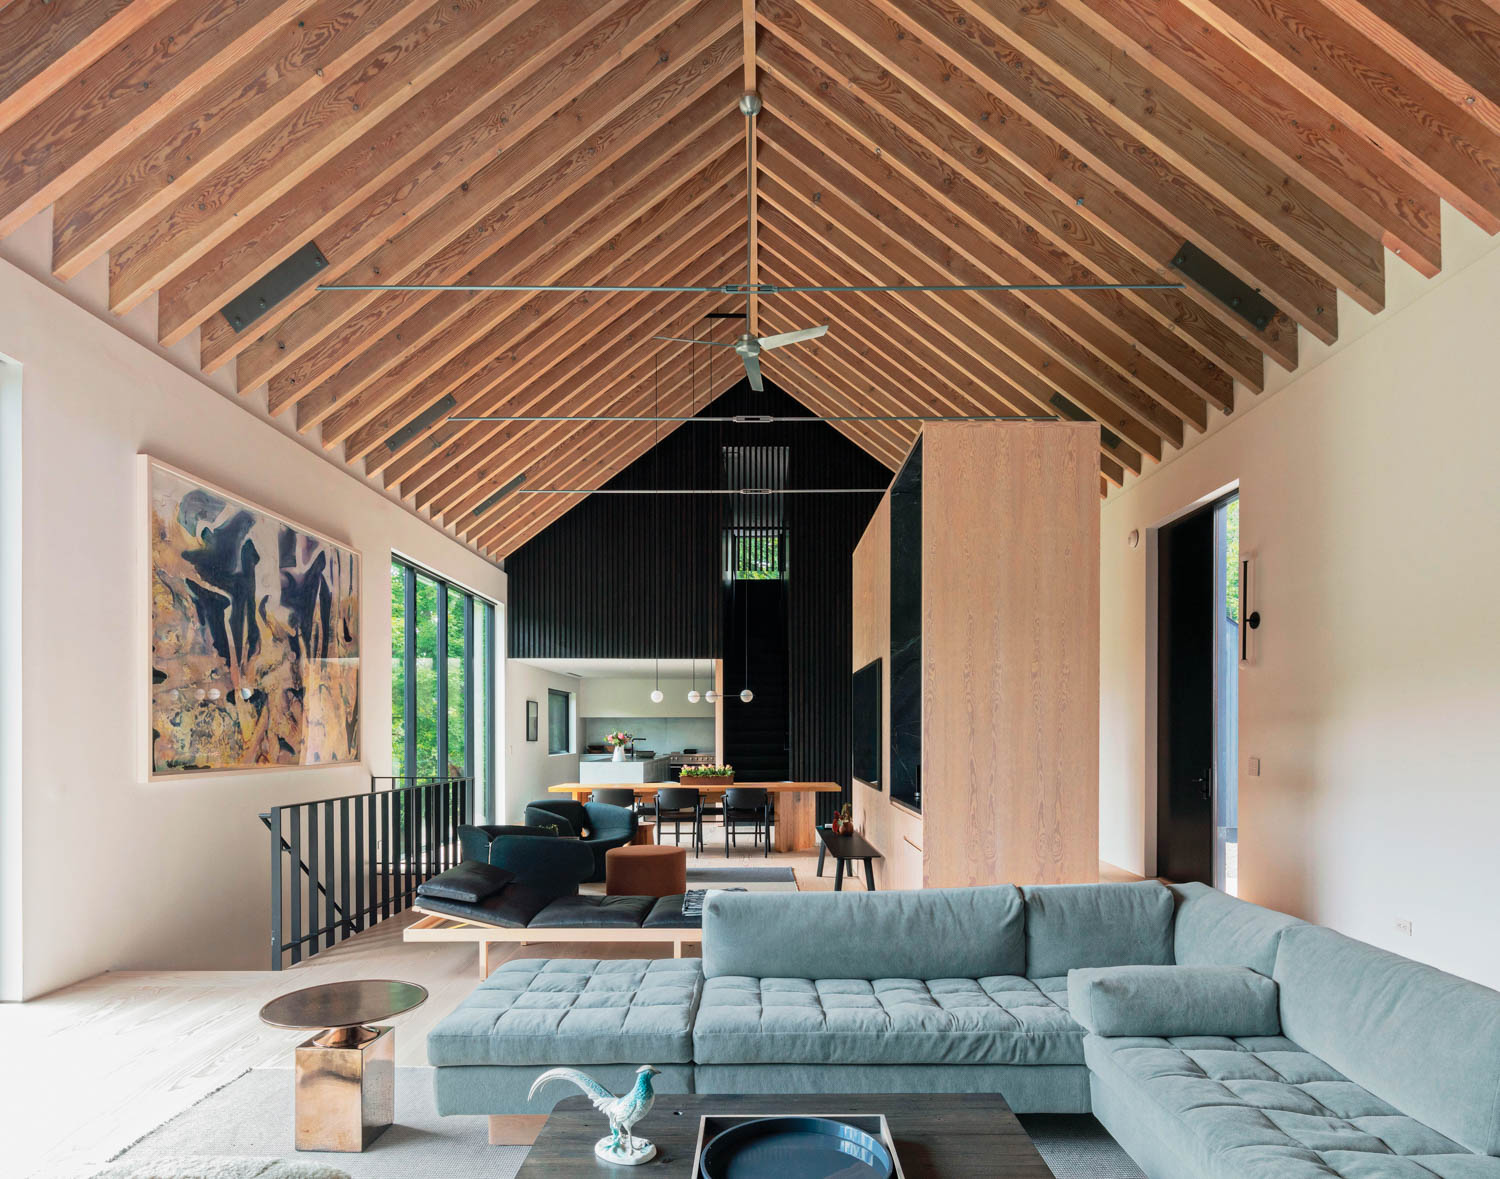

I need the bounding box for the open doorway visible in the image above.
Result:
[1157,492,1240,892]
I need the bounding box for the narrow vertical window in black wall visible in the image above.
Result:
[889,438,923,811]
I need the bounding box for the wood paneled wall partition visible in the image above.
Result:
[851,422,1100,889]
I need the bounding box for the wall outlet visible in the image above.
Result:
[1247,756,1261,777]
[1395,919,1413,937]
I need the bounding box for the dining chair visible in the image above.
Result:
[654,786,703,855]
[722,787,773,857]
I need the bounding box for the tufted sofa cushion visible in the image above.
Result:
[692,973,1082,1066]
[427,958,702,1067]
[1085,1032,1500,1178]
[1023,882,1176,978]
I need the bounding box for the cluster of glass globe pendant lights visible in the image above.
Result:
[649,660,752,705]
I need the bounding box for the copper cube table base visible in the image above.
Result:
[293,1024,395,1152]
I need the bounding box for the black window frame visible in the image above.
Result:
[547,688,571,756]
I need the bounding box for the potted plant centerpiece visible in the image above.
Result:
[606,730,633,763]
[680,763,734,785]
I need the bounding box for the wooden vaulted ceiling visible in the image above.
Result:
[3,0,1499,558]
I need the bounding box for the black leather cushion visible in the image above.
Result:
[643,894,704,929]
[417,861,516,903]
[530,894,655,929]
[414,884,559,928]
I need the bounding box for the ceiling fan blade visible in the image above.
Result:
[743,351,764,392]
[652,335,736,347]
[757,324,828,350]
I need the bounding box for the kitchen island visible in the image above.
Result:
[578,754,671,784]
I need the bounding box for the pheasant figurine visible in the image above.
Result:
[527,1064,661,1165]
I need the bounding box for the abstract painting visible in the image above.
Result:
[146,458,360,775]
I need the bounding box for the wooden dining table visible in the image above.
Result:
[548,781,842,853]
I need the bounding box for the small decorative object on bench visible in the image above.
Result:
[527,1065,661,1166]
[695,1113,902,1179]
[680,763,734,784]
[831,802,855,835]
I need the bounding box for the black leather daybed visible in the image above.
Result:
[403,863,705,976]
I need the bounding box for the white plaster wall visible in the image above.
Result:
[1099,208,1500,988]
[503,660,581,824]
[576,676,716,718]
[0,259,507,998]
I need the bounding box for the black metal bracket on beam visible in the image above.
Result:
[384,394,456,452]
[1049,393,1122,451]
[1169,242,1278,332]
[220,241,329,334]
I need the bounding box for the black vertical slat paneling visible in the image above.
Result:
[323,800,335,949]
[507,383,889,810]
[306,805,318,955]
[269,807,283,970]
[339,797,350,939]
[380,789,392,920]
[353,796,364,934]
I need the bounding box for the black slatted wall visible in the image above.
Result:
[506,381,889,814]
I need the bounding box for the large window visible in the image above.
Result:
[391,558,496,811]
[547,688,571,755]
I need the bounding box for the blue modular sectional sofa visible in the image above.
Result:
[427,881,1500,1177]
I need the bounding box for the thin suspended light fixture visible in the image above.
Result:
[516,487,888,495]
[448,413,1061,423]
[649,355,665,705]
[688,658,701,705]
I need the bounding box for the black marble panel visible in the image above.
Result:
[889,438,922,811]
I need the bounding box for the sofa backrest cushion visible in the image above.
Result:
[1022,882,1174,978]
[1168,881,1305,974]
[701,886,1025,980]
[1275,925,1500,1157]
[1069,965,1280,1038]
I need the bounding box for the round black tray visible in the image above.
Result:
[699,1115,895,1179]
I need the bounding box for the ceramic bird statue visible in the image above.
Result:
[528,1064,661,1165]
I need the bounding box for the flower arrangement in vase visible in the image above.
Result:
[680,763,734,785]
[606,731,632,763]
[831,802,855,836]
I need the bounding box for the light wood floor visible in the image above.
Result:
[3,839,1136,1179]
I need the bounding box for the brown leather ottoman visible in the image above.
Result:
[605,844,688,897]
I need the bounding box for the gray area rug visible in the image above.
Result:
[108,1068,1146,1178]
[686,866,797,883]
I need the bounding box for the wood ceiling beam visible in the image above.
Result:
[758,179,1165,463]
[762,88,1226,420]
[228,5,741,388]
[471,356,751,553]
[1054,0,1442,277]
[0,0,165,137]
[0,0,317,239]
[145,0,656,344]
[386,246,743,501]
[758,146,1179,453]
[334,192,747,459]
[1319,0,1500,138]
[1178,0,1500,234]
[755,0,1291,374]
[940,0,1384,313]
[112,0,550,322]
[758,52,1237,408]
[276,86,743,423]
[829,0,1338,343]
[743,0,760,335]
[758,237,1140,477]
[453,324,748,538]
[462,345,734,550]
[50,0,433,280]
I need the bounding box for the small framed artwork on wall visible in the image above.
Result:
[526,699,539,742]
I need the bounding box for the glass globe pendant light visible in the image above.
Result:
[687,658,701,705]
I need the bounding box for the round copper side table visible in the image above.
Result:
[259,979,427,1153]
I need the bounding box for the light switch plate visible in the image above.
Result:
[1247,756,1261,776]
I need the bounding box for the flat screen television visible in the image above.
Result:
[852,657,882,788]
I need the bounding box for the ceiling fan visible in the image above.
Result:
[317,94,1183,408]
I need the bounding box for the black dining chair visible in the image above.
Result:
[654,786,704,855]
[590,787,638,809]
[723,787,773,857]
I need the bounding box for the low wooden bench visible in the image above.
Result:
[405,908,703,978]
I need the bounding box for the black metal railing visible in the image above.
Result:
[262,774,472,970]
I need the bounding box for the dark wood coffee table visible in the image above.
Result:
[816,825,882,890]
[515,1092,1053,1176]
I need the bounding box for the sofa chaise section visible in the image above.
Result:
[1082,921,1500,1178]
[428,958,702,1117]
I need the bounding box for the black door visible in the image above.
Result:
[1157,505,1217,884]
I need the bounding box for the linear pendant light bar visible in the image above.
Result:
[447,413,1060,423]
[318,280,1185,294]
[515,488,887,495]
